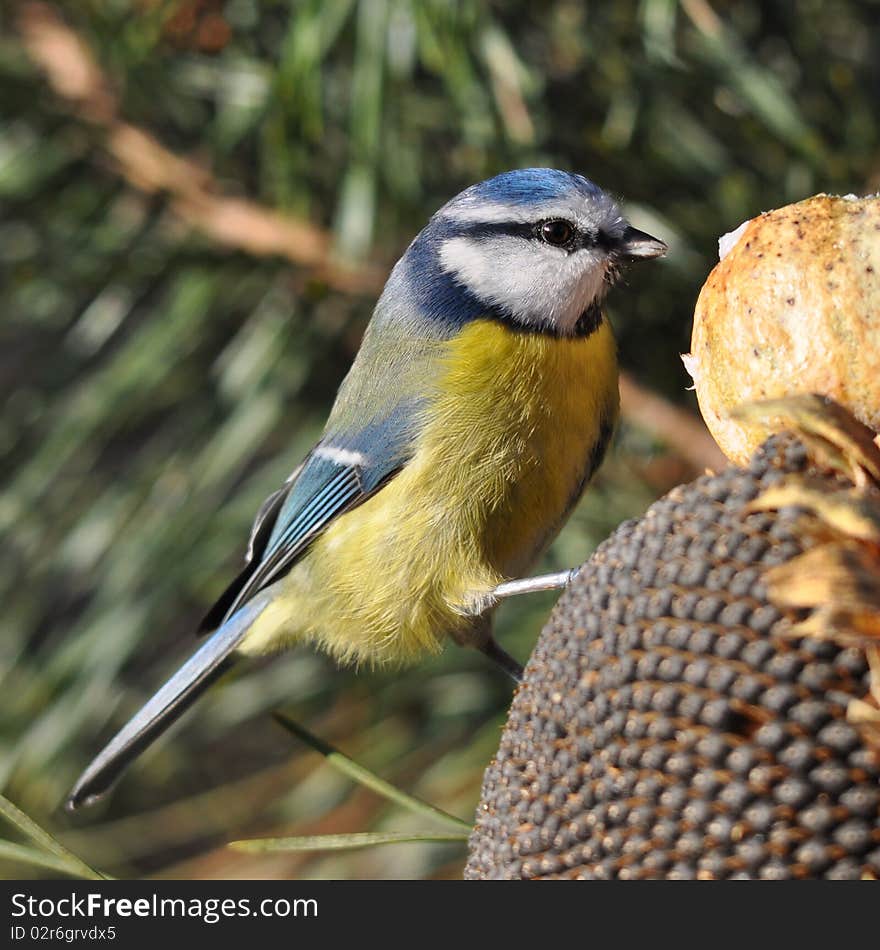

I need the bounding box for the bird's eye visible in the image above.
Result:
[539,219,575,247]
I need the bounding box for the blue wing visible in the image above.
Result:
[198,405,418,633]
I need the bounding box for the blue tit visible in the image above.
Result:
[67,168,666,810]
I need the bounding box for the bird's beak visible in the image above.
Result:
[616,226,667,261]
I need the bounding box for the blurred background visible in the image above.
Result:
[2,0,878,880]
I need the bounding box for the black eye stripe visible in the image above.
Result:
[458,221,539,241]
[457,219,599,250]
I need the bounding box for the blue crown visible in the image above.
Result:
[456,168,603,208]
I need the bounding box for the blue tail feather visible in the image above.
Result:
[66,597,269,811]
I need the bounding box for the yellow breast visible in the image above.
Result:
[242,318,618,667]
[422,318,619,579]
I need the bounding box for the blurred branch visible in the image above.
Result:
[17,1,724,473]
[17,1,384,295]
[619,374,727,473]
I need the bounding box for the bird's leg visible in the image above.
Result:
[458,614,525,683]
[479,636,524,684]
[463,572,581,682]
[473,570,582,682]
[491,568,579,602]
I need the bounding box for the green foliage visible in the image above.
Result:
[2,0,878,879]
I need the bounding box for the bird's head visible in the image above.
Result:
[392,168,666,337]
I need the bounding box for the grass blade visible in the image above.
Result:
[230,830,468,853]
[0,794,107,880]
[272,713,472,833]
[0,840,89,877]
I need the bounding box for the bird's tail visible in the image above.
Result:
[66,598,269,811]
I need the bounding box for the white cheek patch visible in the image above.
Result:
[439,235,609,334]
